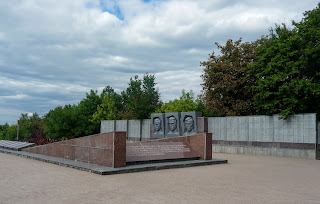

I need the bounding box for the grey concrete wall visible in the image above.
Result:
[209,113,317,144]
[100,114,318,159]
[209,113,317,159]
[317,122,320,159]
[318,122,320,145]
[141,119,151,140]
[115,120,127,132]
[127,120,141,139]
[101,119,151,141]
[226,117,249,141]
[100,120,115,133]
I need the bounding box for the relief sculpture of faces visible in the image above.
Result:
[184,116,194,132]
[153,117,162,132]
[168,116,177,132]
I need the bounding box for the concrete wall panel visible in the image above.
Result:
[100,120,115,133]
[227,117,248,141]
[273,115,286,142]
[249,116,273,142]
[208,117,227,140]
[293,115,304,143]
[303,114,317,143]
[127,120,141,139]
[141,119,151,139]
[115,120,127,132]
[318,122,320,145]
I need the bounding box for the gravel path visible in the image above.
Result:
[0,152,319,203]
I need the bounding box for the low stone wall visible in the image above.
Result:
[23,132,127,168]
[209,114,317,159]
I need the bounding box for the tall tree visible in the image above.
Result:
[92,86,123,122]
[251,3,320,118]
[75,89,102,136]
[122,74,161,119]
[44,105,78,139]
[17,113,44,141]
[0,123,18,141]
[201,38,261,116]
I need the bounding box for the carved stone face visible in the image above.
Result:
[168,116,177,131]
[185,117,194,132]
[154,118,161,131]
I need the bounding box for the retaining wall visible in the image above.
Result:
[24,132,127,167]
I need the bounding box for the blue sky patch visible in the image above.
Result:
[99,0,124,20]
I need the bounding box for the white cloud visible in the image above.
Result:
[0,0,318,124]
[1,94,29,100]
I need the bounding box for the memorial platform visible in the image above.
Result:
[0,147,227,175]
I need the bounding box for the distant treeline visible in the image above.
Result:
[0,74,204,144]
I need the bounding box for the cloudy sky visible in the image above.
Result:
[0,0,318,124]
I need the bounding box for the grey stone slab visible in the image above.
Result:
[151,113,165,139]
[181,112,202,136]
[165,112,181,138]
[285,117,294,143]
[303,114,317,143]
[141,119,151,139]
[273,115,286,142]
[127,120,141,139]
[293,115,304,143]
[209,117,227,140]
[100,120,115,133]
[226,116,248,141]
[248,116,274,142]
[317,122,320,145]
[0,148,227,175]
[115,120,127,132]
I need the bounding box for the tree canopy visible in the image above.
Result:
[201,38,261,116]
[201,3,320,118]
[251,3,320,118]
[156,90,203,113]
[122,74,161,119]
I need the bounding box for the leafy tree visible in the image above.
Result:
[0,123,10,140]
[156,90,204,113]
[122,74,161,119]
[201,38,261,116]
[74,89,102,136]
[0,124,18,141]
[44,105,78,139]
[251,3,320,118]
[92,86,123,122]
[17,113,44,141]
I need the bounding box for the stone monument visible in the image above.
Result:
[165,112,181,138]
[181,112,202,136]
[151,113,165,139]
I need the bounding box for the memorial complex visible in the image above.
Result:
[0,111,227,175]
